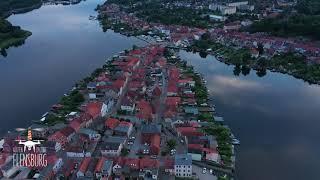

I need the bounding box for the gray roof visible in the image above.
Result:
[141,124,161,134]
[79,128,98,136]
[114,125,129,133]
[175,154,192,166]
[104,142,121,150]
[87,82,97,88]
[103,160,113,172]
[104,136,127,144]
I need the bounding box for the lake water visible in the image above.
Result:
[0,0,319,179]
[180,51,320,180]
[0,0,144,135]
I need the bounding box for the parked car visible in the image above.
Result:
[202,168,207,174]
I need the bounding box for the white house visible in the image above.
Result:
[174,154,192,178]
[101,97,114,116]
[101,142,123,157]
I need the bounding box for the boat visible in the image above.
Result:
[42,112,49,117]
[89,15,96,20]
[232,139,240,145]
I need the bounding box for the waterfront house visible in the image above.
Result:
[183,106,199,115]
[87,82,97,91]
[85,102,103,119]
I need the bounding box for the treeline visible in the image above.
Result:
[296,0,320,15]
[136,6,210,28]
[0,0,41,17]
[0,18,29,39]
[249,14,320,40]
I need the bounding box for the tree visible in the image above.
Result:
[257,43,264,55]
[256,68,267,77]
[233,65,241,76]
[199,51,208,58]
[167,139,176,150]
[241,65,251,76]
[121,148,129,156]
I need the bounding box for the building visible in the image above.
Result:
[113,121,133,137]
[101,142,123,157]
[120,97,135,112]
[101,97,115,116]
[174,154,192,178]
[95,159,113,179]
[226,1,248,7]
[77,157,91,177]
[79,128,101,141]
[220,5,237,15]
[141,124,161,143]
[209,4,236,15]
[85,102,103,119]
[223,21,241,31]
[209,15,227,22]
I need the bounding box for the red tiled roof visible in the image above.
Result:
[188,144,203,151]
[124,158,140,169]
[165,97,181,107]
[119,121,132,127]
[177,127,203,136]
[79,157,91,173]
[69,118,83,132]
[139,158,159,169]
[150,134,160,149]
[85,102,102,119]
[95,157,106,173]
[60,127,75,138]
[113,79,126,89]
[105,118,120,129]
[136,100,153,120]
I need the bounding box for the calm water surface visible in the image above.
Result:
[0,0,319,179]
[180,51,320,180]
[0,0,144,134]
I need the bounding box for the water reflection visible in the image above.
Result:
[0,0,144,135]
[1,0,87,57]
[179,50,320,180]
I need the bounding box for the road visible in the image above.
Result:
[193,165,217,180]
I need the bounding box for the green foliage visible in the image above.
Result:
[43,114,65,125]
[204,123,233,166]
[166,139,177,150]
[296,0,320,15]
[121,148,130,156]
[0,0,41,17]
[57,90,85,114]
[198,113,213,121]
[249,14,320,40]
[0,18,31,49]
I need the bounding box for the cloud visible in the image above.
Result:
[210,75,267,90]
